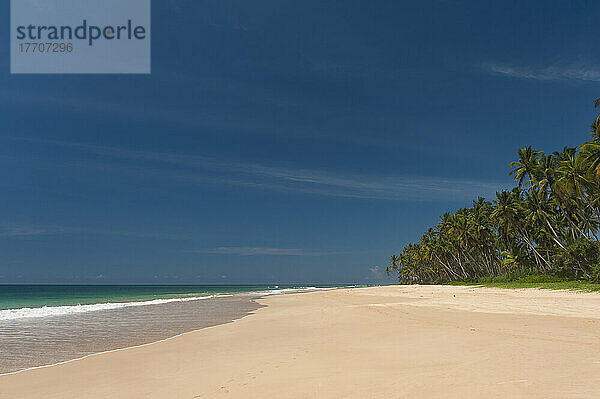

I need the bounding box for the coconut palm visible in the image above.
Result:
[388,104,600,284]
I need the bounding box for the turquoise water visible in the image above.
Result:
[0,284,333,310]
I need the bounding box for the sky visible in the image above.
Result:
[1,0,600,284]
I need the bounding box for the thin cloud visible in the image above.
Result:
[484,62,600,82]
[0,225,49,237]
[369,265,385,280]
[0,86,403,149]
[0,85,493,152]
[0,224,351,258]
[10,138,505,202]
[0,223,204,241]
[186,247,348,256]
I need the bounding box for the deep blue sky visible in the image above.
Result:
[1,1,599,284]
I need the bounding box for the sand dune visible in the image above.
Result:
[3,285,600,398]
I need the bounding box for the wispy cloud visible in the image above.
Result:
[0,224,351,259]
[185,247,348,256]
[0,223,204,241]
[10,138,505,202]
[0,83,401,149]
[0,225,49,237]
[368,265,387,281]
[484,62,600,82]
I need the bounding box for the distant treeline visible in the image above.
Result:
[387,99,600,284]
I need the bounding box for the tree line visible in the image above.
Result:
[387,99,600,284]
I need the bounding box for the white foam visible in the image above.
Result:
[0,295,215,321]
[240,286,336,296]
[0,286,346,322]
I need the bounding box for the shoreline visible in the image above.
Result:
[0,287,344,375]
[0,285,345,320]
[4,285,600,398]
[0,306,253,378]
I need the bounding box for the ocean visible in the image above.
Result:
[0,285,341,374]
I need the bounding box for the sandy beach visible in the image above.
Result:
[3,285,600,398]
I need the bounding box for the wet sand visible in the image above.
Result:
[0,295,262,374]
[3,285,600,398]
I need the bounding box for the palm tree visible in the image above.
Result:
[388,105,600,284]
[510,146,543,188]
[492,189,551,270]
[556,153,600,222]
[579,98,600,179]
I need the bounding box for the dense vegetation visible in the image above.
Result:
[387,100,600,285]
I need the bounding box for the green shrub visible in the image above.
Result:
[515,274,563,283]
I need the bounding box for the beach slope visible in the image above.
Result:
[3,285,600,398]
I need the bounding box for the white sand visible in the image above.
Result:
[2,285,600,398]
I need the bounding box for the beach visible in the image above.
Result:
[3,285,600,398]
